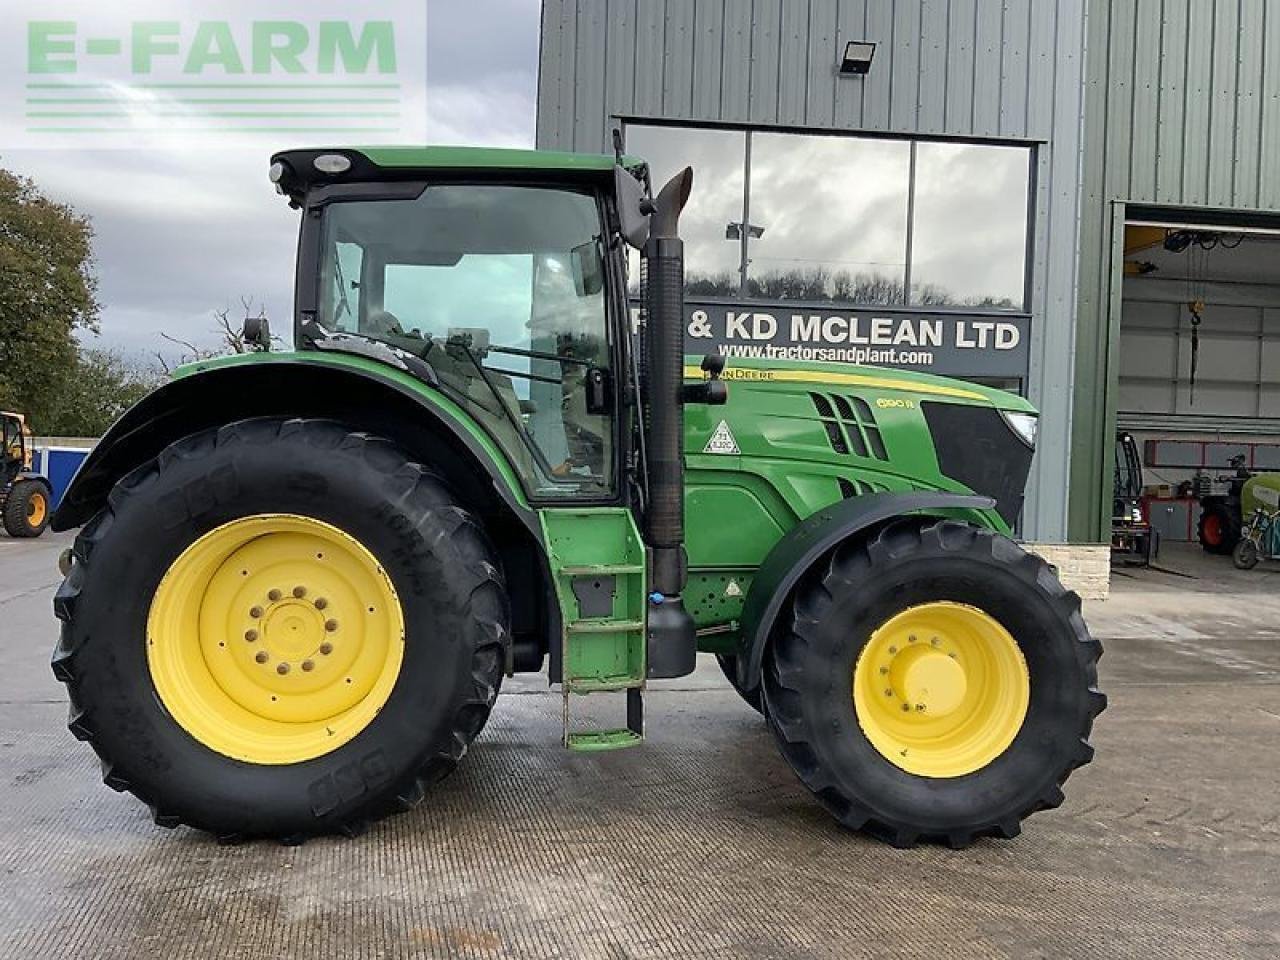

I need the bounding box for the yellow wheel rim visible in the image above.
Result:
[852,601,1029,778]
[147,514,405,765]
[27,491,46,527]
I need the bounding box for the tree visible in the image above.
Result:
[39,349,161,437]
[0,168,100,431]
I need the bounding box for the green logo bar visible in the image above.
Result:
[12,5,424,143]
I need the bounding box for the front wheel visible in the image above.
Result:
[52,418,509,841]
[764,519,1105,848]
[1233,538,1260,570]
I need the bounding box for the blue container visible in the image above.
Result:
[31,446,92,509]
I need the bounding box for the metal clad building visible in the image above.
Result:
[1071,0,1280,541]
[537,0,1088,543]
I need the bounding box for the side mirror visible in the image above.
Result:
[243,315,271,352]
[614,165,652,249]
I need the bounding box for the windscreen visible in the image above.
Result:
[317,184,614,499]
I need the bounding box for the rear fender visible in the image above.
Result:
[736,492,997,694]
[52,355,558,669]
[54,355,531,530]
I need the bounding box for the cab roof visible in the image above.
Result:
[355,145,643,173]
[270,145,646,204]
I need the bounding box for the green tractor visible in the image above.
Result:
[50,147,1104,848]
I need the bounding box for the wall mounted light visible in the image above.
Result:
[840,40,876,75]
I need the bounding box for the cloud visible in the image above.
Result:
[1,0,541,362]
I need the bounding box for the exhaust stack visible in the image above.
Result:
[640,167,696,679]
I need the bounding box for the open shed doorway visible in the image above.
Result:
[1115,213,1280,560]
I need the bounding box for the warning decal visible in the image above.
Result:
[703,420,740,455]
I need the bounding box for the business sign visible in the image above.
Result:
[681,300,1030,380]
[0,1,426,148]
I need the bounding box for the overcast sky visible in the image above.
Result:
[1,0,541,362]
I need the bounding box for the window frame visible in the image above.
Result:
[620,118,1038,314]
[296,177,632,508]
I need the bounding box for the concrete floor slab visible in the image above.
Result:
[1,533,1278,958]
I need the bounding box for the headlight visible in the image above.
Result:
[1001,410,1038,449]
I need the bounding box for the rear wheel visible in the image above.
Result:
[52,418,509,841]
[716,654,764,715]
[764,519,1105,848]
[3,478,50,537]
[1198,503,1239,555]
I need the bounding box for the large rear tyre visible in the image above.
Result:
[1198,503,1239,555]
[3,478,51,537]
[716,654,764,715]
[51,418,509,842]
[764,519,1105,848]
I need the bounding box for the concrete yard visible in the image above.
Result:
[2,530,1278,959]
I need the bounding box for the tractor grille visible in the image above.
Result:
[809,393,889,462]
[836,476,889,500]
[921,402,1033,526]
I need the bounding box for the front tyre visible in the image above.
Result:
[764,519,1105,848]
[51,418,509,841]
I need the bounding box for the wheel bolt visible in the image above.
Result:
[888,646,898,654]
[302,660,314,672]
[901,703,911,712]
[277,663,290,675]
[293,586,307,598]
[255,651,269,664]
[915,703,926,712]
[244,629,258,642]
[268,589,282,602]
[879,666,889,675]
[314,597,328,610]
[884,688,893,697]
[250,606,263,619]
[931,637,940,647]
[324,619,338,633]
[320,642,333,655]
[908,635,917,644]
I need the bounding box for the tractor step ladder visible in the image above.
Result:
[540,509,648,751]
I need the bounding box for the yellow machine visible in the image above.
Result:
[1,411,51,537]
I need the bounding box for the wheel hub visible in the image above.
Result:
[148,514,404,764]
[853,601,1030,778]
[889,647,967,716]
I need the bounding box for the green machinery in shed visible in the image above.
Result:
[50,146,1103,849]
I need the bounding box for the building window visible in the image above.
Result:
[624,122,1032,311]
[910,142,1031,309]
[622,124,745,294]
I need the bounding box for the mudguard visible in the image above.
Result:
[51,354,536,534]
[735,491,997,694]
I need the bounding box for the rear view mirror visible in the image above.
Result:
[570,240,604,297]
[614,165,651,249]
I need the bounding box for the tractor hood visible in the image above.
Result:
[683,357,1038,529]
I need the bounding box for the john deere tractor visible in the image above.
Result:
[50,147,1103,848]
[2,411,52,538]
